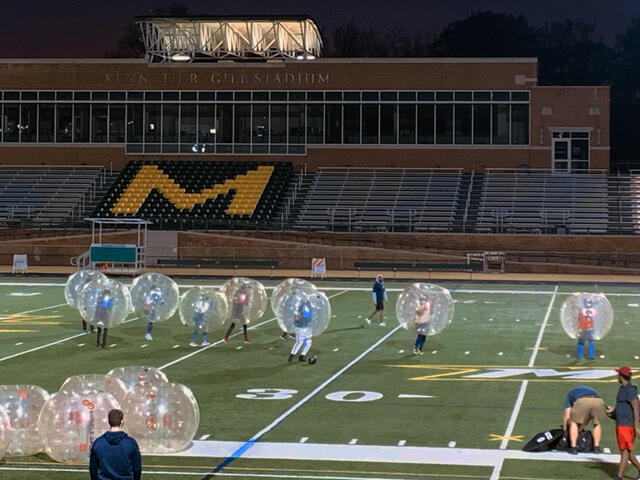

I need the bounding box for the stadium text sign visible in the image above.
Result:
[105,71,330,87]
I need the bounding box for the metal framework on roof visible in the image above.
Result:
[136,15,323,63]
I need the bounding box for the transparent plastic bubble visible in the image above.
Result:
[179,287,228,331]
[105,366,169,391]
[60,374,128,405]
[64,270,107,309]
[560,293,614,341]
[38,390,119,463]
[0,405,10,461]
[130,273,180,324]
[78,277,131,328]
[276,289,332,337]
[0,385,49,456]
[396,283,454,335]
[221,278,268,325]
[121,382,199,454]
[271,278,318,319]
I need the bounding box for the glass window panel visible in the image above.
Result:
[289,91,305,101]
[74,104,90,142]
[235,92,251,101]
[399,104,416,144]
[3,104,19,142]
[55,103,72,142]
[56,92,72,101]
[270,92,286,101]
[325,92,341,101]
[399,92,416,101]
[270,104,286,144]
[91,104,108,142]
[307,92,323,101]
[144,104,161,143]
[110,92,126,101]
[344,92,360,101]
[380,104,397,144]
[181,92,197,101]
[216,104,232,144]
[162,103,178,143]
[418,91,434,101]
[234,104,251,143]
[127,92,143,101]
[145,92,161,101]
[512,91,530,102]
[109,104,125,143]
[306,104,323,143]
[473,104,491,144]
[417,104,434,144]
[381,92,397,101]
[436,92,453,101]
[288,104,305,144]
[199,92,215,101]
[492,104,510,144]
[20,104,37,142]
[39,92,54,101]
[455,92,472,101]
[572,132,589,138]
[436,104,453,144]
[511,104,529,144]
[4,92,19,101]
[92,92,108,101]
[163,92,179,101]
[126,104,143,143]
[252,92,269,101]
[492,92,509,102]
[454,104,471,144]
[217,92,233,101]
[252,104,269,144]
[197,104,215,144]
[362,104,378,143]
[180,104,197,143]
[473,92,491,101]
[571,139,589,160]
[21,92,37,101]
[362,92,378,101]
[38,103,55,142]
[343,103,360,144]
[325,103,342,144]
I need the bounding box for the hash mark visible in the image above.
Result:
[172,344,180,349]
[398,440,406,446]
[109,344,117,347]
[299,437,308,443]
[77,343,85,347]
[141,344,148,348]
[199,434,210,440]
[14,342,23,346]
[348,438,358,445]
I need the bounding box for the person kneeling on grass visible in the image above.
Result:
[562,385,604,454]
[607,366,640,480]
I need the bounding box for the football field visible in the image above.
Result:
[0,276,639,480]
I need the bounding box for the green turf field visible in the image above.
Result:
[0,276,638,479]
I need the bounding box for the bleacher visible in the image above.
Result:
[475,170,609,234]
[93,161,292,229]
[290,168,463,232]
[0,167,107,226]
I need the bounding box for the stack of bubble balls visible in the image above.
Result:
[78,276,131,329]
[273,279,332,337]
[0,385,49,457]
[179,287,229,331]
[221,277,268,324]
[0,405,11,460]
[130,273,180,324]
[560,292,614,340]
[396,283,454,335]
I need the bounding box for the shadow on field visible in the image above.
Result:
[587,460,619,479]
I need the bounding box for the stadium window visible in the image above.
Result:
[144,104,161,144]
[145,92,161,101]
[234,104,251,144]
[3,103,19,142]
[21,92,37,101]
[492,91,510,102]
[126,104,143,144]
[511,91,530,102]
[252,91,269,101]
[55,103,73,142]
[289,91,305,101]
[216,103,232,145]
[381,92,397,101]
[325,103,342,144]
[399,92,416,101]
[435,104,453,144]
[39,91,55,101]
[362,92,379,102]
[380,103,397,144]
[417,104,434,144]
[473,92,491,101]
[399,104,416,144]
[20,103,37,142]
[252,103,269,144]
[306,104,323,143]
[38,103,55,142]
[162,103,179,143]
[362,104,379,144]
[288,104,305,144]
[91,104,108,142]
[56,92,72,101]
[492,104,510,144]
[436,91,453,102]
[343,103,361,144]
[108,104,125,143]
[197,104,215,144]
[180,103,197,144]
[127,92,143,101]
[271,91,287,101]
[511,104,529,144]
[270,103,286,144]
[454,104,472,144]
[325,92,342,101]
[473,104,491,144]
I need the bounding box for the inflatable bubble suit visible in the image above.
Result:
[121,382,199,454]
[0,405,10,461]
[60,374,128,405]
[105,366,169,391]
[271,278,318,319]
[220,278,268,325]
[130,273,180,324]
[396,283,454,336]
[38,390,119,463]
[179,287,228,331]
[560,293,614,341]
[64,270,107,309]
[78,276,131,329]
[275,288,332,337]
[0,385,49,456]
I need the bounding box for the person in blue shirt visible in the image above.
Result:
[90,409,141,480]
[365,274,387,327]
[562,386,605,454]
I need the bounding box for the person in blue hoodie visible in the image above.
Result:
[90,409,142,480]
[365,274,388,327]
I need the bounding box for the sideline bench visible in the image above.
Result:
[353,261,481,278]
[156,258,279,270]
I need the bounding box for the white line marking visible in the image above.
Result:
[397,440,406,446]
[141,344,148,348]
[14,342,23,346]
[77,343,85,347]
[299,437,308,443]
[172,344,180,349]
[398,394,434,399]
[199,434,210,440]
[348,438,358,445]
[109,344,117,348]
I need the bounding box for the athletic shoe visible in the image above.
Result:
[379,322,386,327]
[413,347,419,355]
[419,350,424,356]
[189,342,198,347]
[288,354,295,363]
[567,447,578,455]
[588,356,595,360]
[280,333,288,341]
[364,318,371,326]
[223,337,229,343]
[244,338,252,344]
[145,333,153,341]
[299,355,306,362]
[593,446,603,454]
[201,341,211,347]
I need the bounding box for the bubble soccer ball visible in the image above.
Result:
[220,278,268,325]
[0,385,49,456]
[105,366,169,391]
[0,405,10,461]
[560,293,614,341]
[78,276,131,329]
[179,287,228,331]
[396,283,454,336]
[276,289,332,338]
[271,278,318,319]
[64,270,107,309]
[38,390,119,463]
[130,273,180,324]
[121,382,199,454]
[60,374,129,405]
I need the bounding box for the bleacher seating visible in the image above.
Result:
[290,168,463,232]
[93,161,292,228]
[0,167,106,225]
[476,171,609,234]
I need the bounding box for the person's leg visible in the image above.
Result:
[418,335,426,352]
[569,422,579,447]
[577,331,585,359]
[593,423,601,447]
[82,319,88,332]
[378,308,385,325]
[242,324,250,342]
[300,338,312,356]
[96,327,102,347]
[619,450,630,479]
[224,322,235,341]
[201,330,209,346]
[190,328,199,345]
[289,334,303,362]
[146,322,153,340]
[414,335,420,354]
[588,330,595,359]
[628,451,640,469]
[101,328,108,347]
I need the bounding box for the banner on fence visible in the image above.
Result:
[310,258,327,278]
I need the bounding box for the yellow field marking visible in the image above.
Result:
[524,347,548,351]
[386,365,480,380]
[0,329,39,333]
[1,321,64,325]
[488,434,524,442]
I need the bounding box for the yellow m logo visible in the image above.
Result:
[111,164,274,215]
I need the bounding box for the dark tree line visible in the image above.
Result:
[108,7,640,169]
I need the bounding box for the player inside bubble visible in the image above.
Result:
[179,287,228,348]
[221,278,267,344]
[131,273,180,341]
[559,293,614,361]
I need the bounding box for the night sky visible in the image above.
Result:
[2,0,640,58]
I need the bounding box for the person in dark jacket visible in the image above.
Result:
[90,409,142,480]
[365,274,387,327]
